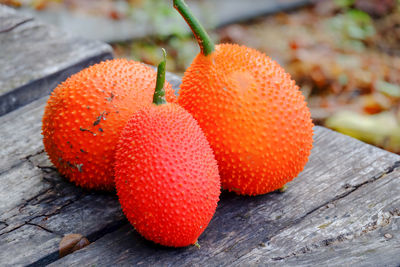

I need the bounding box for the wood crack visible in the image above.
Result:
[291,160,400,229]
[0,161,85,237]
[0,149,44,176]
[25,222,58,236]
[0,17,34,33]
[26,219,128,267]
[24,149,45,161]
[271,207,399,263]
[266,160,400,262]
[229,160,400,265]
[0,160,25,176]
[17,188,53,213]
[0,197,79,237]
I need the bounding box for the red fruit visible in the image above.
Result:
[115,104,220,247]
[115,53,220,247]
[42,59,176,190]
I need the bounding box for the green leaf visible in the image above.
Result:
[347,9,372,24]
[334,0,355,8]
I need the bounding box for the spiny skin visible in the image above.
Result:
[115,104,220,247]
[178,43,314,196]
[42,59,176,190]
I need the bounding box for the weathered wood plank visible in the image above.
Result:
[15,0,312,42]
[1,225,60,266]
[274,227,400,267]
[234,168,400,266]
[0,98,125,266]
[0,73,181,266]
[0,5,113,116]
[47,127,400,266]
[0,97,46,173]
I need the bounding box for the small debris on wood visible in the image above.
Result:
[384,233,393,239]
[59,233,90,258]
[318,222,333,229]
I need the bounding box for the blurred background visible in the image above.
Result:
[2,0,400,154]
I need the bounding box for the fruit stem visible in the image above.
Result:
[194,241,201,249]
[278,184,288,193]
[153,48,167,105]
[173,0,215,56]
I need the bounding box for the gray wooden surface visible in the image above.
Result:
[16,0,312,43]
[0,5,113,116]
[48,127,400,267]
[0,75,181,267]
[1,5,399,267]
[1,96,399,266]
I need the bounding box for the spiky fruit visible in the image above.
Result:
[115,104,220,247]
[115,52,220,247]
[42,59,176,190]
[174,0,314,195]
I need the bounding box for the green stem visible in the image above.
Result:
[278,184,287,193]
[194,241,201,249]
[173,0,215,56]
[153,48,167,105]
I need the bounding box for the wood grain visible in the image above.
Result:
[48,127,400,266]
[0,5,113,116]
[235,168,400,266]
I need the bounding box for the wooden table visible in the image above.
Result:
[1,5,399,267]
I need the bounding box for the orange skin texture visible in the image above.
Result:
[115,104,220,247]
[178,44,314,196]
[42,59,176,190]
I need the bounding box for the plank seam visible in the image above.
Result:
[0,51,113,116]
[26,218,127,267]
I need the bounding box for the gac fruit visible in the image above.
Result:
[42,59,176,190]
[115,51,220,247]
[174,0,314,195]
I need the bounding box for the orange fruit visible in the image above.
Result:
[42,59,176,190]
[174,0,313,195]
